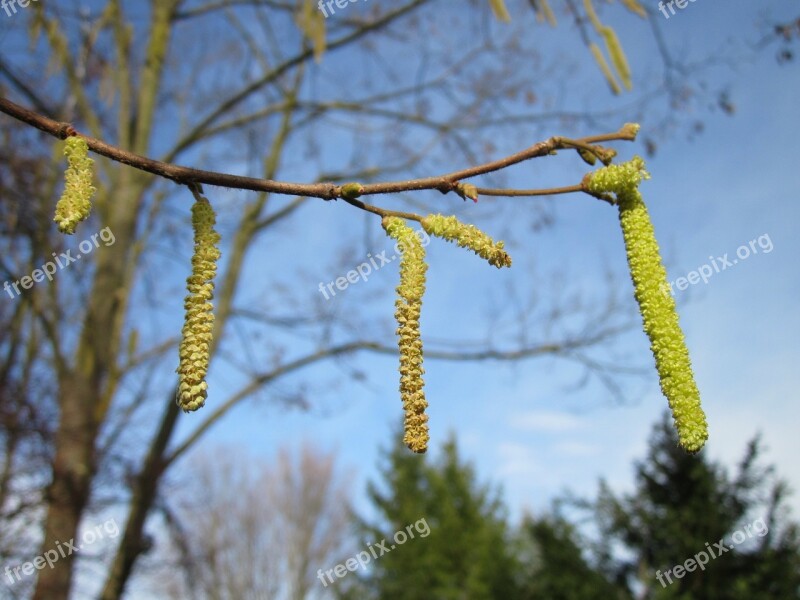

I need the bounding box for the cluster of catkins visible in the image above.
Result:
[50,133,707,456]
[50,135,223,413]
[381,156,707,455]
[383,213,512,453]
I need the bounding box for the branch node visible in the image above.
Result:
[435,180,457,195]
[321,183,339,200]
[57,123,76,139]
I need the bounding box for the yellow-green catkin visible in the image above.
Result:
[620,0,647,18]
[589,42,621,95]
[176,196,221,412]
[586,157,708,453]
[601,26,632,91]
[421,214,512,268]
[488,0,512,22]
[54,136,95,234]
[382,216,429,453]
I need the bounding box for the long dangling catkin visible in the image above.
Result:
[588,42,621,95]
[586,157,708,453]
[176,195,221,412]
[421,214,512,268]
[382,217,429,453]
[600,26,632,91]
[54,136,95,234]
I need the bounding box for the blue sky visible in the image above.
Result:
[0,0,800,596]
[4,5,797,595]
[163,0,800,533]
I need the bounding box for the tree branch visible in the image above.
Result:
[0,95,638,216]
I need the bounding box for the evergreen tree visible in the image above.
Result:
[586,412,800,599]
[516,514,632,600]
[341,429,521,599]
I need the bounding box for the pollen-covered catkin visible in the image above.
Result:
[586,157,708,453]
[382,217,429,453]
[176,196,221,412]
[421,214,512,268]
[54,136,95,234]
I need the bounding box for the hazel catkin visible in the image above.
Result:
[421,214,512,268]
[54,136,95,234]
[382,217,429,453]
[586,157,708,453]
[176,195,221,412]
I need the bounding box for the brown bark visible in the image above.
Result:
[31,374,97,600]
[99,400,179,600]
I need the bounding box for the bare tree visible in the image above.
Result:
[141,443,353,600]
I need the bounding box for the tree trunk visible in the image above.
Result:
[99,399,180,600]
[32,375,98,600]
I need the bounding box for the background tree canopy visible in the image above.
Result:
[0,1,798,598]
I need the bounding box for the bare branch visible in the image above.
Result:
[0,95,637,217]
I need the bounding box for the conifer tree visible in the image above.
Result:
[343,429,521,599]
[517,515,632,599]
[586,413,800,598]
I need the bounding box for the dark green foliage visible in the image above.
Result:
[516,515,632,600]
[586,412,800,599]
[340,429,520,600]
